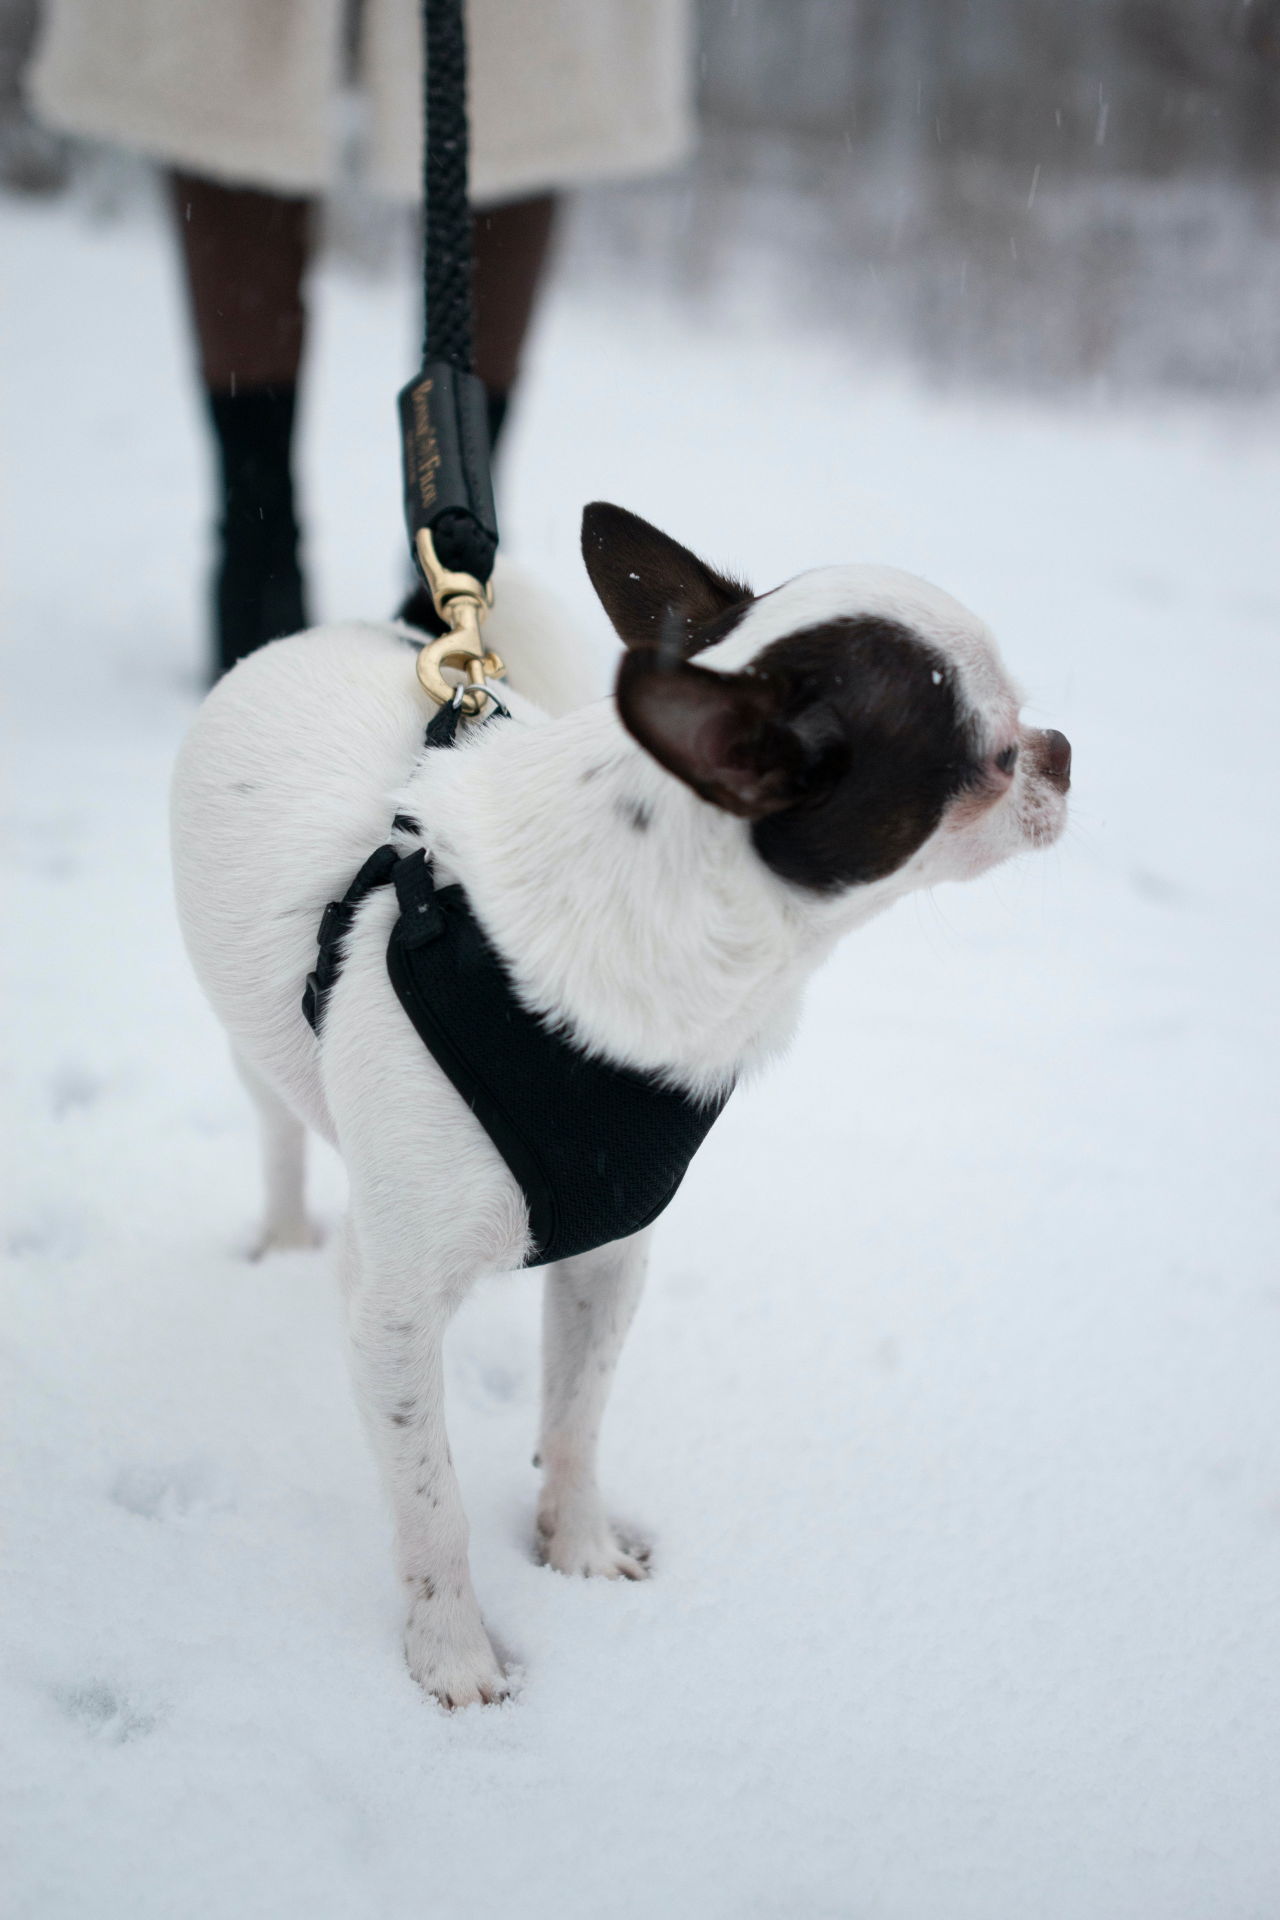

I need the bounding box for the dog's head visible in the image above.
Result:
[583,502,1070,895]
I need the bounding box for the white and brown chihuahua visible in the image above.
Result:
[171,503,1070,1706]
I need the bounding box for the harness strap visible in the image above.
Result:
[301,690,506,1035]
[302,843,401,1034]
[302,842,448,1033]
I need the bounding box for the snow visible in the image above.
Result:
[3,172,1279,1920]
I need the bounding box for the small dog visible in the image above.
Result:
[170,503,1070,1706]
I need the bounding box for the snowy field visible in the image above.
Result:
[3,175,1279,1919]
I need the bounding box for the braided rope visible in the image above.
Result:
[422,0,473,372]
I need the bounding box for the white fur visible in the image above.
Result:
[170,557,1066,1705]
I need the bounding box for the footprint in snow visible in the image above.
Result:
[110,1458,232,1522]
[6,1203,86,1259]
[50,1065,108,1118]
[53,1682,164,1745]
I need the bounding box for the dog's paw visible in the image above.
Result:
[248,1216,324,1261]
[536,1496,650,1581]
[404,1582,508,1708]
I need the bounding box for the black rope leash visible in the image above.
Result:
[397,0,499,597]
[421,0,473,374]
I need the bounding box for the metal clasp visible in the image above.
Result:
[413,527,505,717]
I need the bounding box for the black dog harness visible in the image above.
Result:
[302,700,729,1267]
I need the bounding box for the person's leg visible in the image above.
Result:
[472,193,557,448]
[0,0,69,192]
[170,172,312,678]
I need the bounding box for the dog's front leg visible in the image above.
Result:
[537,1230,651,1579]
[343,1220,506,1706]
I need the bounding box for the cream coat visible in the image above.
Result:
[30,0,694,203]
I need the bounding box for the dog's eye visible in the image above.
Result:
[994,746,1018,774]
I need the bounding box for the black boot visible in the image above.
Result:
[208,386,308,678]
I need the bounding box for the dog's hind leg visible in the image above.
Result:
[536,1230,652,1579]
[232,1047,322,1257]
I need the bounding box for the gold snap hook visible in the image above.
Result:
[412,528,504,717]
[416,634,505,715]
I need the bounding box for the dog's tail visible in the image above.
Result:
[398,558,602,718]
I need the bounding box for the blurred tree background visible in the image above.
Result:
[568,0,1280,392]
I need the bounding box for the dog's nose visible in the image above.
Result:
[1039,728,1072,793]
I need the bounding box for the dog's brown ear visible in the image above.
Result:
[616,648,830,819]
[582,503,752,656]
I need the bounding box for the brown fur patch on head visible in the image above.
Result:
[748,617,980,889]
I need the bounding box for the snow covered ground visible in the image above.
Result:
[3,174,1279,1919]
